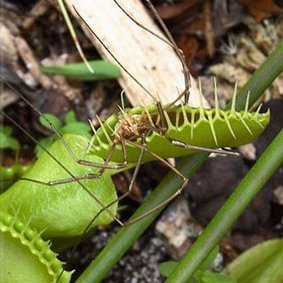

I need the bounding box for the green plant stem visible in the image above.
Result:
[76,40,283,283]
[76,153,208,283]
[166,129,283,283]
[228,40,283,110]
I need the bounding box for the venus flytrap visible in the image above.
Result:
[0,134,117,240]
[0,210,71,282]
[90,92,269,164]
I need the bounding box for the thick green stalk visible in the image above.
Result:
[76,40,283,283]
[166,129,283,283]
[76,153,208,283]
[228,40,283,110]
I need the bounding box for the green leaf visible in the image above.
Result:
[160,261,178,277]
[0,125,12,136]
[0,134,117,239]
[61,123,91,137]
[195,271,236,283]
[226,239,283,283]
[159,247,219,279]
[39,114,62,131]
[0,132,19,150]
[41,60,121,81]
[34,136,55,157]
[36,112,92,157]
[64,111,77,124]
[0,211,71,282]
[198,246,219,272]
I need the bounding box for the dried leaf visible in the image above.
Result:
[239,0,282,21]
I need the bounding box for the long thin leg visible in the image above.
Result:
[74,129,202,233]
[112,0,175,49]
[123,134,238,225]
[126,188,185,225]
[86,135,146,227]
[1,110,123,226]
[168,137,239,156]
[146,119,239,157]
[18,140,118,186]
[123,139,189,225]
[94,137,128,177]
[19,137,129,186]
[144,0,191,103]
[0,79,128,172]
[72,6,158,103]
[113,0,190,97]
[112,0,191,107]
[57,136,146,282]
[147,106,238,156]
[77,138,128,170]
